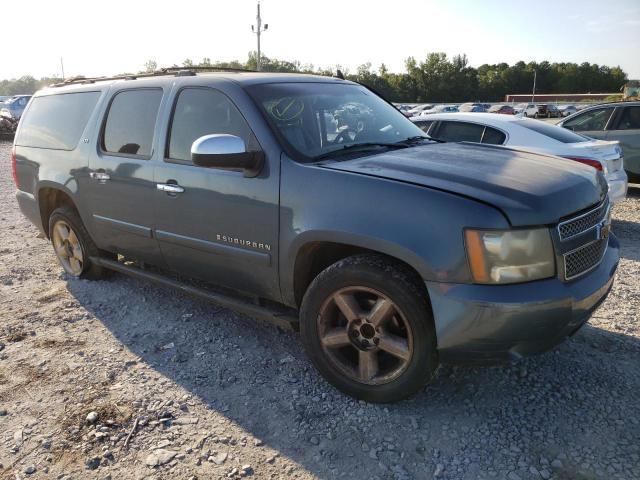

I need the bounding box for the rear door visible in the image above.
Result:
[605,105,640,177]
[561,106,615,140]
[87,87,166,265]
[153,86,280,300]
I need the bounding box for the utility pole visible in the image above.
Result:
[251,2,268,71]
[531,69,537,103]
[60,57,65,80]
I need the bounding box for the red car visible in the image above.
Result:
[488,105,515,115]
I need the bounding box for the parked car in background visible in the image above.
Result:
[0,95,32,120]
[0,95,11,105]
[514,103,538,117]
[459,103,488,112]
[413,112,627,203]
[558,105,577,117]
[488,104,515,115]
[558,101,640,183]
[415,104,458,116]
[547,104,560,118]
[406,104,434,117]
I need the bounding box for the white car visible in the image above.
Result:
[514,103,540,117]
[406,104,434,117]
[412,112,628,203]
[413,104,459,117]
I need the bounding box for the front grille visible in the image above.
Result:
[564,238,608,280]
[558,198,609,240]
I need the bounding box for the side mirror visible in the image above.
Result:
[191,134,264,177]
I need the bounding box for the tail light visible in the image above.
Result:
[11,145,19,188]
[562,156,603,171]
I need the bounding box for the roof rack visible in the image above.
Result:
[50,66,258,87]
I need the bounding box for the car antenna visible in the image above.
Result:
[335,69,345,80]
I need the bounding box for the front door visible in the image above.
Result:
[87,87,165,266]
[606,105,640,178]
[153,87,280,301]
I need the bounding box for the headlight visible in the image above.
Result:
[464,228,555,284]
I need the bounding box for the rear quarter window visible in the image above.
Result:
[16,92,101,150]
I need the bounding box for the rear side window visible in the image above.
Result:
[481,126,506,145]
[616,106,640,130]
[517,118,587,143]
[167,87,257,163]
[16,92,100,150]
[102,89,162,157]
[436,121,484,142]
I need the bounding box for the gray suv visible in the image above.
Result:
[12,70,619,402]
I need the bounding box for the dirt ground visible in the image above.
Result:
[0,139,639,480]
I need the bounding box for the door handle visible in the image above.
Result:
[89,171,110,182]
[157,183,185,194]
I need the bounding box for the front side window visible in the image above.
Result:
[435,121,484,142]
[168,88,257,162]
[16,92,100,150]
[102,89,162,157]
[248,83,425,161]
[616,106,640,130]
[563,107,614,132]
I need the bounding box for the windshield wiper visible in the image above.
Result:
[313,142,408,161]
[396,135,446,144]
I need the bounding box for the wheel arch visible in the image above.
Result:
[289,235,430,309]
[37,183,80,239]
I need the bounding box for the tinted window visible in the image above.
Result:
[436,121,484,142]
[563,107,613,132]
[616,106,640,130]
[168,88,257,162]
[102,89,162,157]
[481,126,506,145]
[16,92,100,150]
[413,120,433,133]
[518,118,587,143]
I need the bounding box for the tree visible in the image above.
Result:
[143,60,157,73]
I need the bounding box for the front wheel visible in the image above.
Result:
[300,254,438,403]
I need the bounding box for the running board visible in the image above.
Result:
[91,257,299,331]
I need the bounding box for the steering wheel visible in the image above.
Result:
[334,128,357,144]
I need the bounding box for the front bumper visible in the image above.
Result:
[427,233,619,364]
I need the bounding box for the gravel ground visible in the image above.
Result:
[0,139,639,480]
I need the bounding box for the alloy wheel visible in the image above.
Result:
[317,286,413,385]
[51,219,84,276]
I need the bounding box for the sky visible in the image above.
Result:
[4,0,640,80]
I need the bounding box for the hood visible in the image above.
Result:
[320,142,606,227]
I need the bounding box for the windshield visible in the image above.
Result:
[248,82,426,161]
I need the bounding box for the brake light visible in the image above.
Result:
[11,146,19,188]
[562,156,603,171]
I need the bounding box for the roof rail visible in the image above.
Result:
[50,66,258,87]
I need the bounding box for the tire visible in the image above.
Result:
[300,254,438,403]
[49,206,111,280]
[534,113,538,119]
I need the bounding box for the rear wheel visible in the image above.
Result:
[300,254,438,403]
[49,206,111,280]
